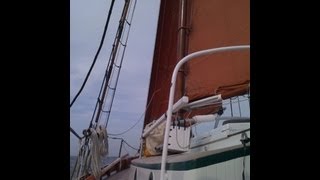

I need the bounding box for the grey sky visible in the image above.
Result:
[70,0,161,156]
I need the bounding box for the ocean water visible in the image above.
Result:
[70,156,118,177]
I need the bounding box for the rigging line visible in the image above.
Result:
[102,15,130,121]
[88,70,111,129]
[104,30,130,126]
[237,96,242,117]
[94,0,131,126]
[185,111,192,118]
[104,27,129,125]
[222,97,249,105]
[71,140,83,178]
[108,89,161,136]
[123,139,139,151]
[230,98,234,117]
[70,127,82,139]
[107,136,138,151]
[89,99,100,129]
[105,34,122,92]
[126,0,137,24]
[248,84,250,108]
[122,142,130,154]
[108,136,123,140]
[104,0,137,127]
[70,0,116,108]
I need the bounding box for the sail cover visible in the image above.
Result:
[144,0,250,126]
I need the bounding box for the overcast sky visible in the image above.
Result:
[70,0,161,156]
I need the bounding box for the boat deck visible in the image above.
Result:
[102,168,132,180]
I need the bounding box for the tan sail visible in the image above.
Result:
[185,0,250,101]
[144,0,180,127]
[144,0,249,126]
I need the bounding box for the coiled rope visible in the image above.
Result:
[72,125,109,180]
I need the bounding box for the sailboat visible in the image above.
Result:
[71,0,250,179]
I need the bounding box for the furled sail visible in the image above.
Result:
[144,0,250,127]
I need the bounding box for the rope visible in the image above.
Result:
[123,139,139,151]
[70,0,116,108]
[108,89,161,136]
[71,0,138,178]
[70,127,82,139]
[89,125,108,179]
[89,129,101,179]
[237,96,242,117]
[223,97,249,105]
[104,0,138,127]
[230,98,233,116]
[71,125,109,180]
[72,139,90,180]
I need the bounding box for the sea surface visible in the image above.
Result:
[70,156,118,177]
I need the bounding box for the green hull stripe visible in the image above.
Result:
[132,147,250,171]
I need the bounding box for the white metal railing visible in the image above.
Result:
[160,45,250,180]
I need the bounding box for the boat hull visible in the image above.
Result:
[130,152,250,180]
[129,144,249,180]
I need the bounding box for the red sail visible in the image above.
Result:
[185,0,250,101]
[143,0,180,127]
[144,0,250,127]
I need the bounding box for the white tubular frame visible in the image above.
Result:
[160,45,250,180]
